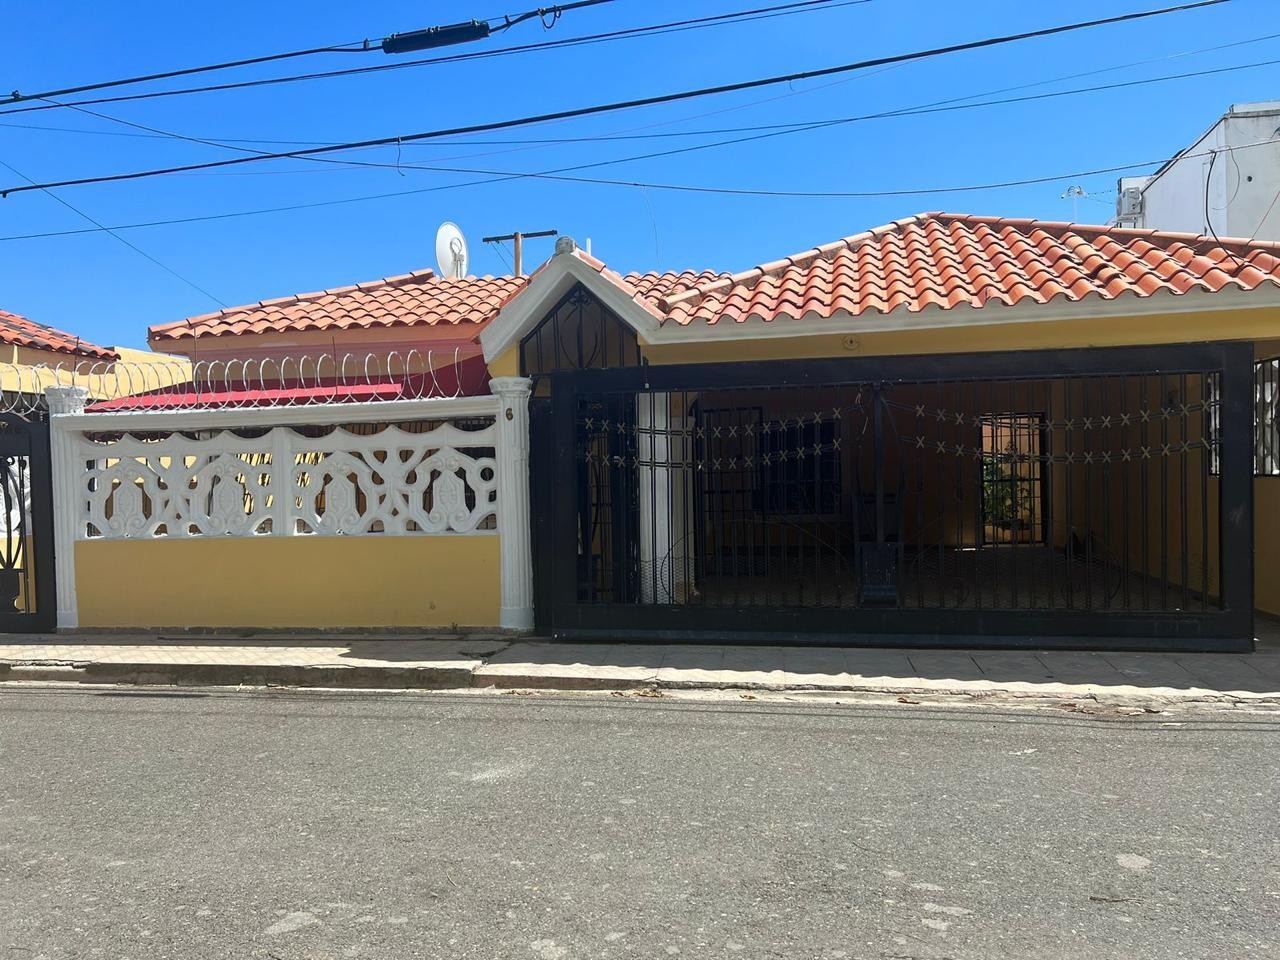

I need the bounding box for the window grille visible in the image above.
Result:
[1256,358,1280,477]
[1208,359,1280,477]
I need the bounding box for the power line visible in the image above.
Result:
[0,158,224,304]
[1,0,621,107]
[5,28,1278,156]
[56,50,1280,191]
[5,134,1275,245]
[0,0,867,117]
[0,0,1230,198]
[4,43,373,107]
[5,54,1275,242]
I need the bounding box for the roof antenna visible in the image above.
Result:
[482,229,557,277]
[1061,185,1087,222]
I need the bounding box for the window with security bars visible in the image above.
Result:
[1256,358,1280,476]
[978,413,1046,544]
[699,408,841,516]
[1206,360,1280,477]
[759,417,841,514]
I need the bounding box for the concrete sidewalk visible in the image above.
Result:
[2,628,1280,707]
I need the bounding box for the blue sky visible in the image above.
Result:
[1,0,1276,348]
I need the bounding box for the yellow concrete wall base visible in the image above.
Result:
[75,536,501,628]
[1256,480,1280,617]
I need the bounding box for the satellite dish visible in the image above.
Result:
[435,221,469,279]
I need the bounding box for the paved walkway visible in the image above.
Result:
[2,628,1280,706]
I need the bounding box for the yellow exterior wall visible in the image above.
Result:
[1256,480,1280,617]
[488,346,521,377]
[75,535,501,628]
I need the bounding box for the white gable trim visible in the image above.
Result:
[479,254,663,361]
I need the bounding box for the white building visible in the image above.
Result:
[1114,101,1280,241]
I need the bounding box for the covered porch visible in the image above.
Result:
[535,344,1254,650]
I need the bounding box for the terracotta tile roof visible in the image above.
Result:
[624,269,733,304]
[658,212,1280,327]
[550,248,671,323]
[149,269,527,342]
[146,214,1280,346]
[0,308,117,360]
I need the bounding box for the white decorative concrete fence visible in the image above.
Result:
[46,378,534,631]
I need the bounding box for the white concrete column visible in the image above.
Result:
[490,376,534,631]
[270,425,293,535]
[45,386,88,631]
[638,393,674,604]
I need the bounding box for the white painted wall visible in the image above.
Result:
[1116,102,1280,241]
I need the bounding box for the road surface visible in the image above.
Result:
[1,687,1277,959]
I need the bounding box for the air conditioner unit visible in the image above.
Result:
[1117,187,1144,218]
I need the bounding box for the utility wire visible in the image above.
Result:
[5,54,1274,242]
[1,0,621,106]
[5,134,1276,244]
[7,32,1277,156]
[487,0,618,33]
[0,158,224,303]
[4,43,373,107]
[0,0,863,117]
[0,0,1230,197]
[56,51,1280,187]
[6,26,1278,154]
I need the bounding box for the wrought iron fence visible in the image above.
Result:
[572,370,1223,616]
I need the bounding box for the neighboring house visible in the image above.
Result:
[0,307,189,624]
[54,211,1280,650]
[133,270,524,407]
[0,306,191,411]
[1114,100,1280,241]
[0,307,120,410]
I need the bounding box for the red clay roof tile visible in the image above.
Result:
[148,215,1280,345]
[0,308,117,360]
[149,269,528,343]
[657,213,1280,326]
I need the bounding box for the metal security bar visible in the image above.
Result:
[539,343,1255,649]
[0,413,55,632]
[1256,357,1279,476]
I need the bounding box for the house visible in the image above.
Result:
[0,305,191,411]
[1114,100,1280,241]
[0,307,120,410]
[51,212,1280,650]
[0,307,190,627]
[129,270,523,407]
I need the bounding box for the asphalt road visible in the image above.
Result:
[1,688,1277,960]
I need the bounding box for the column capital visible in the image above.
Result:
[45,385,89,416]
[488,376,532,400]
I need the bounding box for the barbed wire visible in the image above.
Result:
[0,348,485,415]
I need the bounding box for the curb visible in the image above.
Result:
[3,659,1280,709]
[0,660,476,690]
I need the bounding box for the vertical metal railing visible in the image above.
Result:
[572,366,1227,618]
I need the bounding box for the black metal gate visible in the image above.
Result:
[0,413,55,633]
[535,343,1254,651]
